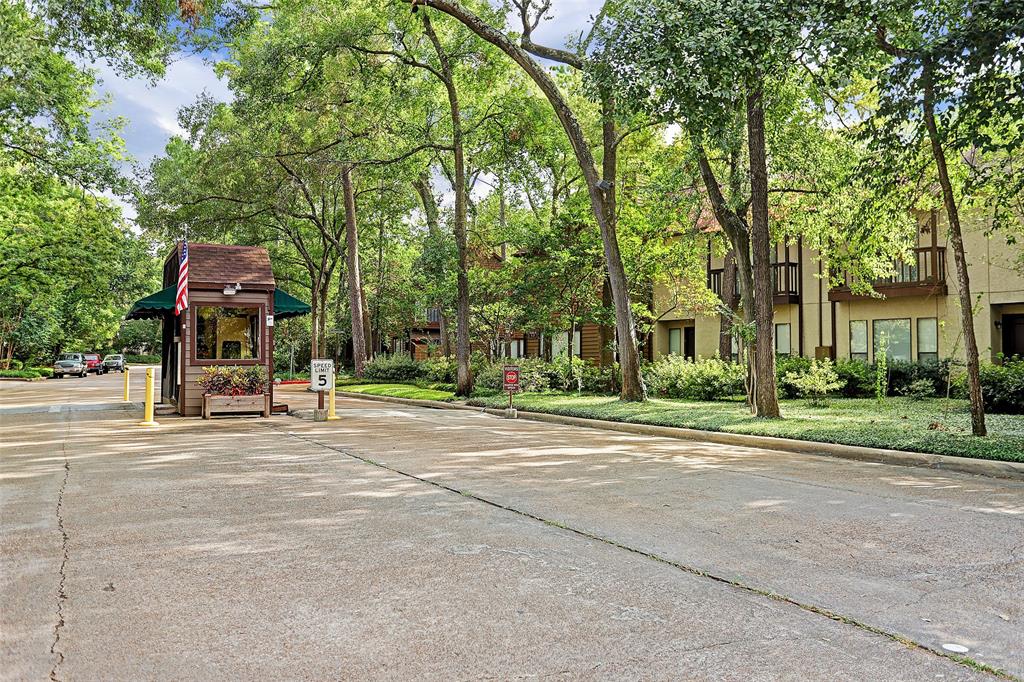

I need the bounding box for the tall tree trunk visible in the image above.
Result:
[423,14,472,396]
[415,0,646,401]
[696,147,756,409]
[361,285,372,360]
[746,89,781,418]
[599,275,613,366]
[309,279,319,361]
[719,249,738,358]
[922,59,985,436]
[342,166,368,377]
[599,91,618,370]
[413,172,452,357]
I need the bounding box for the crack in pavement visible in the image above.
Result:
[49,414,70,682]
[274,425,1017,681]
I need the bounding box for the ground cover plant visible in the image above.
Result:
[465,393,1024,462]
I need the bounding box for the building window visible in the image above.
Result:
[775,323,791,356]
[917,317,938,362]
[873,318,911,362]
[507,339,523,359]
[850,320,868,362]
[196,306,260,360]
[572,330,582,357]
[669,328,682,355]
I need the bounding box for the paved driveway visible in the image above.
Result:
[2,377,1022,679]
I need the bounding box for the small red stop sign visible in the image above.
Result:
[503,365,520,391]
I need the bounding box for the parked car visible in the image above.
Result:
[84,353,105,374]
[53,353,87,378]
[103,354,126,372]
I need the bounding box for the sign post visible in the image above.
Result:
[310,359,335,421]
[502,364,520,417]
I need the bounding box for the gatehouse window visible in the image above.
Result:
[195,306,260,361]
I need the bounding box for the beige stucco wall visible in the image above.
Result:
[651,213,1024,363]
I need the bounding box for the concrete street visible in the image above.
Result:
[2,373,1022,680]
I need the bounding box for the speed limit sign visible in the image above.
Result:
[310,359,335,392]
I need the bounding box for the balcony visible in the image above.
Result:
[708,262,800,305]
[829,246,947,302]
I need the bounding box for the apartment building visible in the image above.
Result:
[652,211,1024,364]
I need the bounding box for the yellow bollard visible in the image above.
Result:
[327,385,340,421]
[137,367,159,427]
[122,365,130,402]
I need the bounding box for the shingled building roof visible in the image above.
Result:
[184,243,276,287]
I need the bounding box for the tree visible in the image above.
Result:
[402,0,649,401]
[865,1,1024,436]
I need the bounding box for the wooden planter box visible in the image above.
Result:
[202,393,271,419]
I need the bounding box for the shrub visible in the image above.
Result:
[0,359,24,370]
[900,378,935,401]
[783,358,844,407]
[643,356,746,400]
[977,359,1024,414]
[475,357,551,392]
[125,354,160,364]
[197,366,267,395]
[546,355,585,391]
[0,369,42,379]
[362,353,423,382]
[834,359,872,397]
[580,362,618,394]
[420,355,458,384]
[29,366,52,378]
[887,359,953,397]
[775,356,812,398]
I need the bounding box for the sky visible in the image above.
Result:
[95,0,601,224]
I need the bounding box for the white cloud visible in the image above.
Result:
[93,55,232,166]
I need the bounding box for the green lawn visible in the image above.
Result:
[338,382,456,402]
[466,393,1024,463]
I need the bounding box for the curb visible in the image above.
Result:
[333,391,1024,481]
[336,390,482,412]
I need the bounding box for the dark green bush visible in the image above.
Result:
[475,357,551,392]
[642,356,746,400]
[125,354,160,364]
[886,359,954,397]
[775,356,812,398]
[0,359,24,370]
[834,359,873,397]
[0,369,42,379]
[363,353,424,382]
[420,355,458,383]
[977,359,1024,414]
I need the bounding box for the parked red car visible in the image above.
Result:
[83,353,105,375]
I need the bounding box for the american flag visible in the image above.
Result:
[175,241,189,315]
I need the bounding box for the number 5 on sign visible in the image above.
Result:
[311,359,335,391]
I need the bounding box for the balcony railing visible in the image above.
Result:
[708,262,800,304]
[829,246,947,301]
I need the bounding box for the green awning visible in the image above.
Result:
[274,289,311,319]
[126,286,310,320]
[126,285,176,319]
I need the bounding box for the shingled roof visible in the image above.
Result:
[184,243,276,287]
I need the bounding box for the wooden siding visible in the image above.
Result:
[580,324,604,363]
[181,290,271,417]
